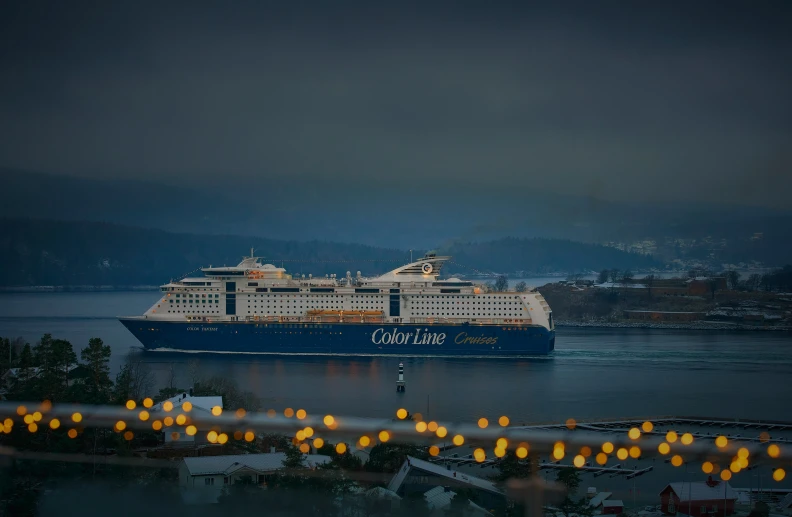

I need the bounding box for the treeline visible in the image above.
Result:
[441,237,659,276]
[0,218,661,286]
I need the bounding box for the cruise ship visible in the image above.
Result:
[119,251,555,356]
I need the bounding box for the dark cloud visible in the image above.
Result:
[1,1,791,208]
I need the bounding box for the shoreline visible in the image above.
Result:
[556,320,791,331]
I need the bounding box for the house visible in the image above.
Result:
[423,486,493,517]
[601,500,625,515]
[659,479,737,517]
[589,492,613,508]
[179,452,331,504]
[364,487,402,512]
[388,456,506,511]
[150,392,224,445]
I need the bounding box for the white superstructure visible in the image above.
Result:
[143,251,554,330]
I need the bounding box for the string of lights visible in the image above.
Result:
[1,401,787,482]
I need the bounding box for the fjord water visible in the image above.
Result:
[1,292,791,423]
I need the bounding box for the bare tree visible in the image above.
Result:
[724,270,740,290]
[494,275,508,292]
[643,274,656,298]
[515,281,528,293]
[597,270,609,284]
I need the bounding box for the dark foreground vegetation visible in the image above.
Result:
[1,334,588,517]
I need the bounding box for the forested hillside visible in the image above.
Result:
[0,219,660,286]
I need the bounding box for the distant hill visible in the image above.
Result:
[0,219,659,286]
[4,169,790,265]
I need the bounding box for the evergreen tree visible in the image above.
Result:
[492,450,532,483]
[9,343,36,400]
[80,337,113,404]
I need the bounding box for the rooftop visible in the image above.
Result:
[183,452,330,476]
[388,456,504,496]
[662,481,737,501]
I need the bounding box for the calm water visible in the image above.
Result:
[1,292,791,423]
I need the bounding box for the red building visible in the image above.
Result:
[659,479,737,517]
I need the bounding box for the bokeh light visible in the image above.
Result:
[499,416,510,426]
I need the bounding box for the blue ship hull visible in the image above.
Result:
[119,319,555,356]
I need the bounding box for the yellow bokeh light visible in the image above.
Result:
[495,447,506,458]
[671,455,684,467]
[721,469,732,481]
[28,423,38,433]
[581,446,592,457]
[666,431,678,443]
[396,408,408,420]
[359,435,371,447]
[453,435,465,446]
[207,431,218,443]
[478,418,488,429]
[182,401,192,412]
[296,430,306,441]
[573,455,585,467]
[126,400,136,410]
[516,446,528,459]
[566,418,576,430]
[245,431,255,442]
[428,421,439,432]
[702,462,714,474]
[681,433,694,445]
[324,415,335,426]
[186,425,197,436]
[738,447,749,459]
[143,397,153,408]
[3,418,11,427]
[313,437,324,448]
[139,410,150,421]
[163,401,173,412]
[642,421,654,433]
[379,430,390,442]
[299,443,310,453]
[553,447,565,460]
[124,431,134,441]
[152,420,163,431]
[628,427,641,440]
[336,442,347,454]
[176,414,187,425]
[629,446,641,459]
[730,461,741,473]
[217,433,228,444]
[32,412,42,422]
[163,416,174,427]
[24,414,34,424]
[235,408,246,418]
[496,438,508,449]
[284,408,294,418]
[715,436,728,448]
[737,456,748,469]
[67,428,78,439]
[304,427,314,438]
[768,444,781,458]
[413,413,423,422]
[436,426,447,438]
[429,446,440,456]
[16,405,26,416]
[296,409,307,420]
[49,418,60,430]
[617,448,629,460]
[211,406,222,416]
[416,421,428,432]
[474,448,486,462]
[499,416,510,427]
[596,452,607,465]
[602,442,614,454]
[658,443,671,455]
[774,469,786,482]
[116,420,127,431]
[72,412,82,423]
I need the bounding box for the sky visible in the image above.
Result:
[1,1,791,209]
